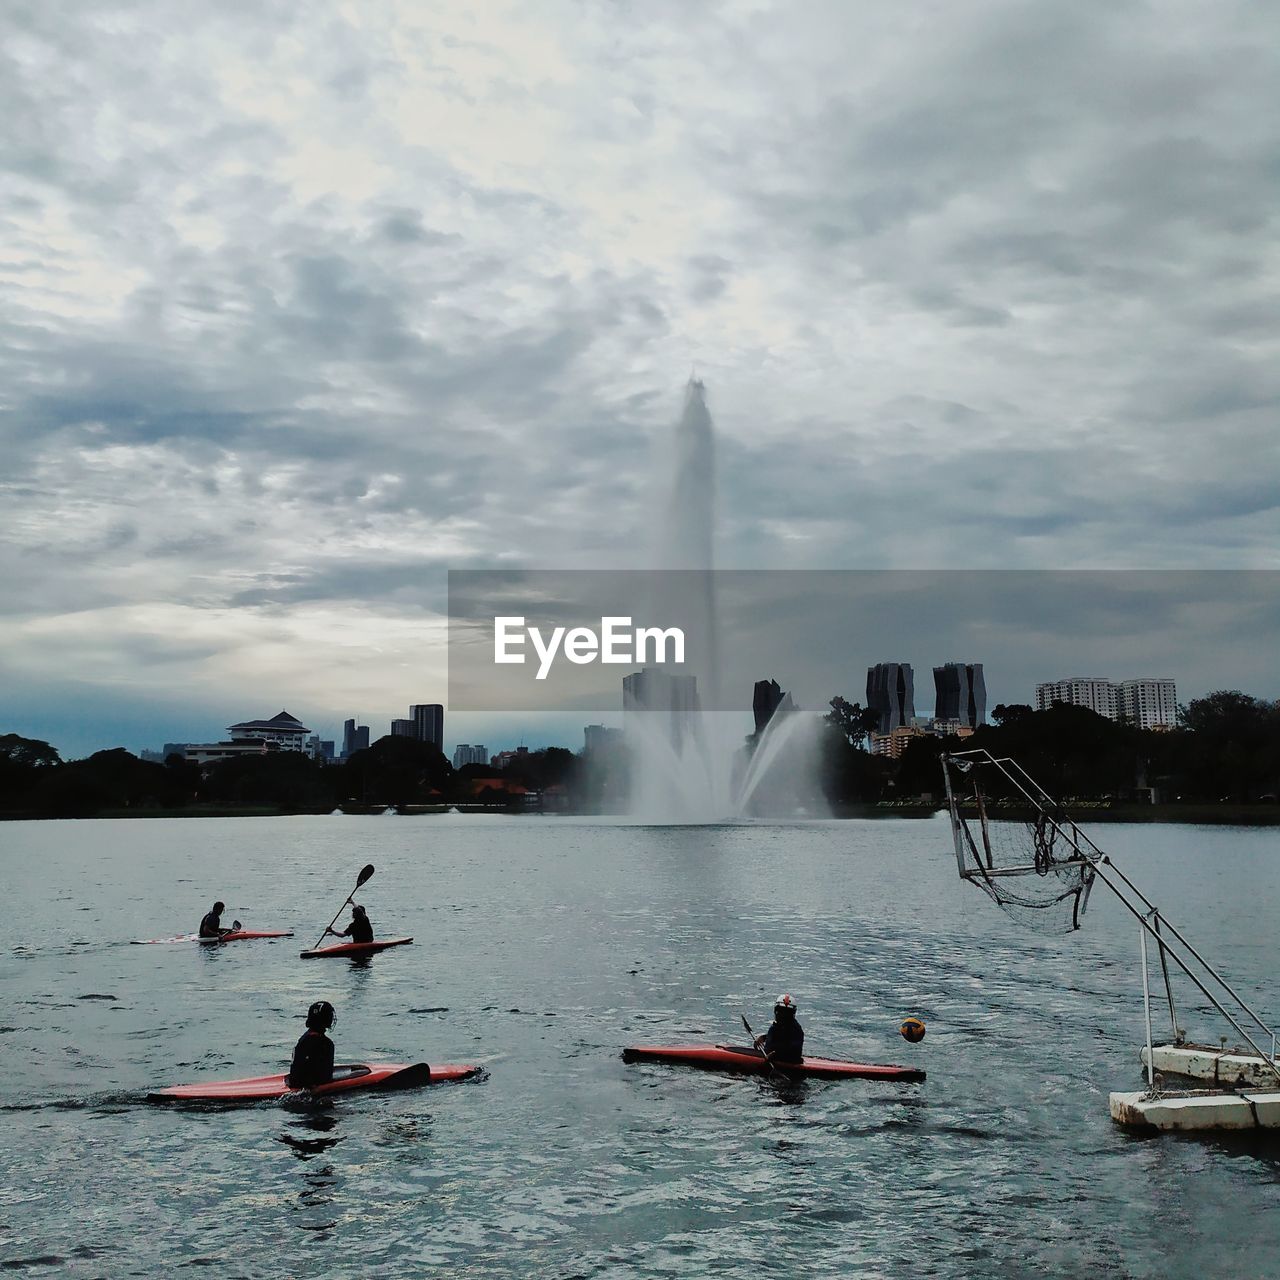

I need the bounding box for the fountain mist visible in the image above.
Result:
[627,380,828,823]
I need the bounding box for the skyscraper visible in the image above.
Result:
[410,703,444,751]
[866,663,914,734]
[623,668,699,749]
[391,719,415,737]
[933,662,987,728]
[583,725,623,754]
[342,719,370,757]
[752,678,795,735]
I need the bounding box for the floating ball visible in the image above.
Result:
[900,1017,926,1043]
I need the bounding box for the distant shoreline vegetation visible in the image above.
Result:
[1,690,1278,823]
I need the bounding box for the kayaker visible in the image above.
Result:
[198,901,232,939]
[327,903,373,945]
[755,994,804,1062]
[287,1001,336,1090]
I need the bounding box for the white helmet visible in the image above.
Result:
[774,993,797,1013]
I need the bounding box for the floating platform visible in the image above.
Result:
[1110,1087,1280,1132]
[1141,1042,1280,1089]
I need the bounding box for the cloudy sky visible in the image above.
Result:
[2,0,1278,757]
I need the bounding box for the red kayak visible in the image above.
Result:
[622,1043,926,1082]
[132,930,294,945]
[299,936,413,959]
[147,1061,480,1103]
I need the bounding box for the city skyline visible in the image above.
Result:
[48,654,1202,763]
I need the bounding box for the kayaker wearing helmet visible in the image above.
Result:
[288,1001,337,1089]
[755,994,804,1062]
[198,901,234,939]
[326,903,373,945]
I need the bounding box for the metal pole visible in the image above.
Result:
[1152,914,1180,1044]
[941,759,967,877]
[1140,921,1156,1093]
[950,747,1279,1073]
[1088,858,1279,1075]
[1120,903,1275,1044]
[968,747,1276,1046]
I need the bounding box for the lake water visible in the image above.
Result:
[2,814,1279,1278]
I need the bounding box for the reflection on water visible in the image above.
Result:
[1,816,1279,1277]
[278,1113,342,1159]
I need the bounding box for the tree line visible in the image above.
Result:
[2,689,1277,818]
[0,734,577,818]
[819,689,1280,807]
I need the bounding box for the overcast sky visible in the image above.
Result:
[2,1,1278,757]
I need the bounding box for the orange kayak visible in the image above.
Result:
[622,1043,925,1082]
[298,936,413,959]
[147,1061,479,1102]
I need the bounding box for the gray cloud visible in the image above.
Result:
[1,0,1277,753]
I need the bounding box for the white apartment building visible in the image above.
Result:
[1117,679,1177,730]
[1035,678,1119,720]
[1035,677,1178,727]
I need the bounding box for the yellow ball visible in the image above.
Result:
[900,1017,926,1043]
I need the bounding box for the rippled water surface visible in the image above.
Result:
[3,814,1279,1277]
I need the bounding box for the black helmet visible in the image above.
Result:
[306,1000,336,1031]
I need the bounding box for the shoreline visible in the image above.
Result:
[3,802,1279,825]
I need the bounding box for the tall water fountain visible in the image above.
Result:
[627,380,828,823]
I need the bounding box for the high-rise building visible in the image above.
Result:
[752,679,796,735]
[623,668,699,749]
[342,719,370,757]
[1118,679,1177,730]
[410,704,444,751]
[866,663,915,734]
[583,725,623,754]
[391,719,415,738]
[933,662,986,728]
[1035,678,1118,720]
[452,743,488,768]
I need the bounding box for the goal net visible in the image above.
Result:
[943,754,1096,933]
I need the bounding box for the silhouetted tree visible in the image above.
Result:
[824,696,879,746]
[0,734,62,812]
[340,735,452,807]
[990,703,1034,727]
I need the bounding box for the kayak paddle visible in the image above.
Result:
[741,1013,786,1079]
[313,863,375,950]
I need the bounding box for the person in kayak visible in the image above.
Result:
[198,901,234,939]
[287,1001,336,1090]
[754,993,804,1062]
[326,903,373,945]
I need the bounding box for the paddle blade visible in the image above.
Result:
[356,863,375,888]
[381,1062,431,1089]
